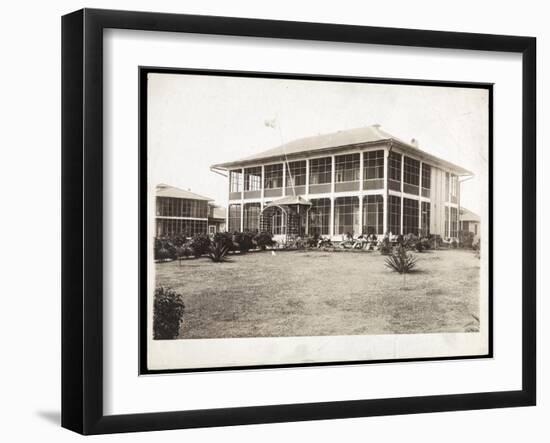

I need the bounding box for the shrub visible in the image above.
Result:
[451,239,458,249]
[233,231,255,253]
[153,286,185,339]
[214,232,234,251]
[305,233,320,248]
[175,245,192,260]
[154,237,177,260]
[379,236,391,255]
[459,230,475,249]
[385,246,418,273]
[420,237,432,250]
[208,241,230,262]
[190,234,211,258]
[254,231,275,250]
[172,234,187,247]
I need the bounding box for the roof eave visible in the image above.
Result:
[211,139,391,170]
[391,139,473,176]
[212,138,474,177]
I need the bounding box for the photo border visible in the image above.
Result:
[62,8,536,435]
[138,66,494,375]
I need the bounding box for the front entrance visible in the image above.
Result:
[259,196,311,241]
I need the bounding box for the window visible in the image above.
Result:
[450,174,459,203]
[388,152,401,181]
[403,157,420,186]
[308,198,331,236]
[309,157,332,185]
[156,197,165,216]
[156,198,207,218]
[389,195,401,234]
[334,196,360,235]
[271,208,284,235]
[228,204,241,232]
[445,172,450,202]
[403,198,419,235]
[243,203,261,232]
[264,163,283,189]
[388,151,402,191]
[451,207,458,238]
[445,206,450,237]
[230,170,243,193]
[474,224,478,235]
[286,160,306,187]
[155,219,207,237]
[363,195,383,235]
[363,150,384,180]
[335,153,360,182]
[244,167,261,191]
[421,164,431,197]
[421,201,431,236]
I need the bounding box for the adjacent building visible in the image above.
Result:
[155,184,224,237]
[208,205,227,234]
[211,125,472,240]
[460,207,480,237]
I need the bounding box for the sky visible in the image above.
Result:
[147,73,489,215]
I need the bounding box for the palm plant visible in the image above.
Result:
[208,241,230,263]
[385,246,418,273]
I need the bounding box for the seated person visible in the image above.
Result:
[353,234,368,249]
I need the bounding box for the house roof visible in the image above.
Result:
[156,184,213,201]
[460,207,480,222]
[211,125,473,175]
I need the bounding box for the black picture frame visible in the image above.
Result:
[62,8,536,435]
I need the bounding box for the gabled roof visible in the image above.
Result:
[460,207,480,222]
[156,184,213,201]
[264,195,312,208]
[211,125,473,176]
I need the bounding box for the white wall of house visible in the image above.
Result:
[224,142,465,239]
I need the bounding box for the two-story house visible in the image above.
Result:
[211,125,472,240]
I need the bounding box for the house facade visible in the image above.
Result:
[211,125,472,240]
[155,184,212,237]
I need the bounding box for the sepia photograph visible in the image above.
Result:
[143,69,491,371]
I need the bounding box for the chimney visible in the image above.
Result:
[372,123,381,129]
[410,138,419,148]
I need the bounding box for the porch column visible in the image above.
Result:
[383,147,389,234]
[240,167,245,231]
[330,155,336,238]
[305,158,310,196]
[418,162,423,235]
[331,155,336,193]
[282,161,286,196]
[330,197,335,238]
[400,153,404,234]
[358,151,364,235]
[261,165,265,198]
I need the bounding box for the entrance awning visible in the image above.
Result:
[264,195,311,208]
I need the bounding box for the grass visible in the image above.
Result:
[155,249,480,339]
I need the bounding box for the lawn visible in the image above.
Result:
[155,249,480,339]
